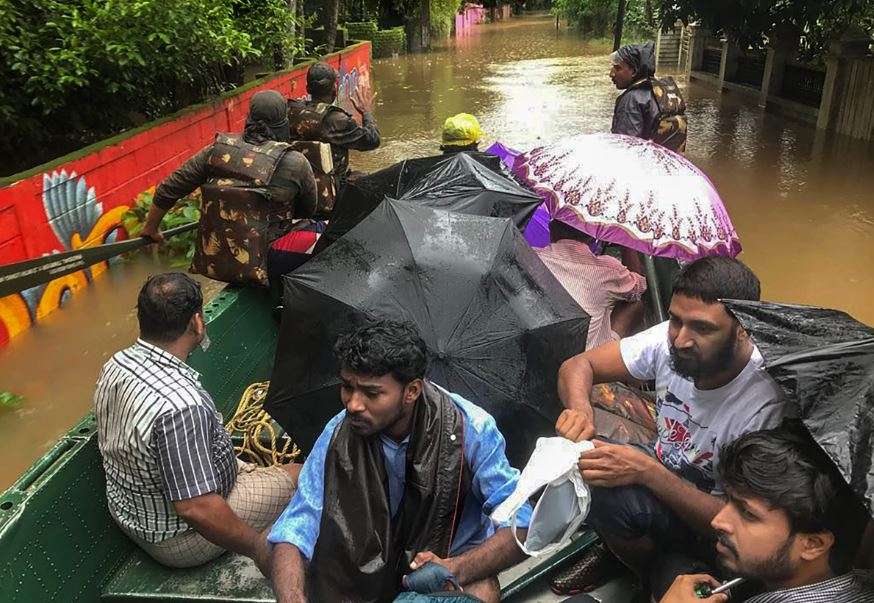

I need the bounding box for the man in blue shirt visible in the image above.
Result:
[268,320,531,602]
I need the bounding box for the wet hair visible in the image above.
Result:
[137,273,203,343]
[672,256,760,303]
[549,219,593,245]
[334,320,429,385]
[719,421,867,574]
[307,62,337,99]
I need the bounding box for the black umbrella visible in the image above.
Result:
[399,153,541,224]
[313,152,532,254]
[725,299,874,511]
[265,198,590,467]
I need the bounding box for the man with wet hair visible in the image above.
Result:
[287,61,381,183]
[268,320,530,602]
[610,42,687,153]
[556,256,790,597]
[661,423,873,602]
[94,273,300,570]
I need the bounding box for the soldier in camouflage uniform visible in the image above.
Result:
[610,42,688,154]
[141,91,318,287]
[287,62,381,195]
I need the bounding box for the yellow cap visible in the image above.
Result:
[441,113,484,147]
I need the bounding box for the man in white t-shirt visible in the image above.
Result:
[555,256,791,598]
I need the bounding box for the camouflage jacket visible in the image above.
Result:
[155,134,316,285]
[287,99,381,181]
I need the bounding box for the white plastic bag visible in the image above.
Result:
[491,437,593,557]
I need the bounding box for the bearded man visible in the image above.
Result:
[556,256,792,598]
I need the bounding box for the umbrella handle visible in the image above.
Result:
[642,254,668,323]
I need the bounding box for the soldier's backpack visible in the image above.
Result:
[648,76,687,154]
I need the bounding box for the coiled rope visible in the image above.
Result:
[225,381,300,466]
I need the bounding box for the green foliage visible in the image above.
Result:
[0,0,302,176]
[555,0,655,40]
[431,0,463,36]
[122,191,201,267]
[0,391,23,409]
[346,21,380,41]
[373,27,407,57]
[658,0,872,55]
[344,0,381,22]
[233,0,305,68]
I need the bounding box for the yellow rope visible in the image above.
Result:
[225,381,300,467]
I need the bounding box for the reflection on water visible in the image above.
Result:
[1,13,873,489]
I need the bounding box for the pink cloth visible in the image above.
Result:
[535,240,647,349]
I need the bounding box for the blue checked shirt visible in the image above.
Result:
[268,388,532,559]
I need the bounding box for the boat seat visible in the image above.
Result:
[101,548,274,602]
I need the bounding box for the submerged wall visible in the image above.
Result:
[0,42,372,347]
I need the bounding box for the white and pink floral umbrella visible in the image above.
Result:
[512,133,741,262]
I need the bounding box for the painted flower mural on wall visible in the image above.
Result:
[0,171,128,341]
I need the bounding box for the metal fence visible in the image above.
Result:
[733,53,766,88]
[780,64,826,107]
[702,47,722,74]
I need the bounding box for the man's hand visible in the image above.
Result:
[139,223,165,243]
[578,440,659,487]
[140,202,170,243]
[408,551,460,591]
[660,574,728,603]
[555,408,595,442]
[350,79,376,115]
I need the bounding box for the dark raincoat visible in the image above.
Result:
[611,43,661,140]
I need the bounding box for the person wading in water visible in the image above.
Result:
[610,42,688,154]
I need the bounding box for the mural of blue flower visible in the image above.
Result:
[42,170,102,252]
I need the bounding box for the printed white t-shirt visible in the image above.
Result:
[619,320,789,494]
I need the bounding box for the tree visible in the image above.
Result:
[658,0,872,53]
[320,0,341,53]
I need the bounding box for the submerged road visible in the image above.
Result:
[1,13,873,489]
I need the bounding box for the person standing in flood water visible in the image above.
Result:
[610,42,688,154]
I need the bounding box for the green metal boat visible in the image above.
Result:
[0,284,634,602]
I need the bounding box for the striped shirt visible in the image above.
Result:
[535,240,647,349]
[94,340,236,543]
[744,571,874,602]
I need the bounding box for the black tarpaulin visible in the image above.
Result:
[264,198,590,467]
[313,152,533,254]
[725,299,874,512]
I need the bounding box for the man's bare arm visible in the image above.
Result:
[556,341,636,440]
[642,463,724,534]
[448,528,527,586]
[610,300,645,338]
[271,542,307,603]
[173,493,262,558]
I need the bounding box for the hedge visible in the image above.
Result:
[373,27,407,58]
[345,21,379,41]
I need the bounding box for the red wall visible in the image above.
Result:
[0,42,372,346]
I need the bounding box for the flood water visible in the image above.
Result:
[1,13,873,489]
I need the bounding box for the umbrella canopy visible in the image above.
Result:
[313,152,509,253]
[486,141,552,249]
[725,299,874,512]
[398,153,540,224]
[264,199,590,467]
[513,133,741,262]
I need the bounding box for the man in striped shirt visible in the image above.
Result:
[661,424,873,603]
[94,273,299,571]
[535,219,646,350]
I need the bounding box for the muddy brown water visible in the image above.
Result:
[1,13,872,490]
